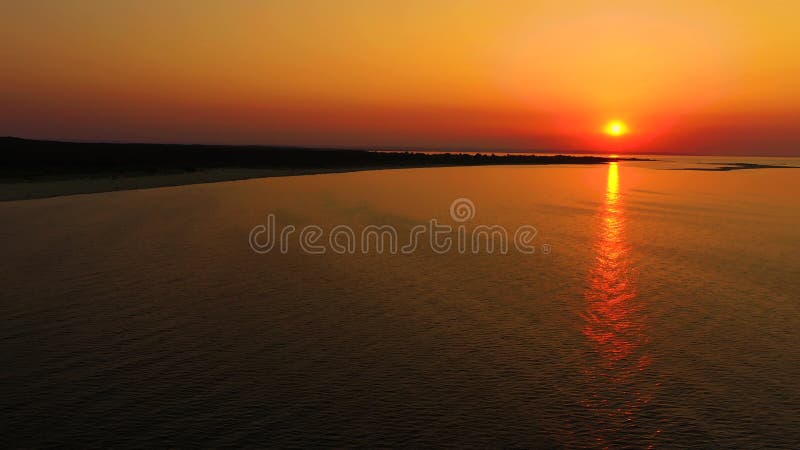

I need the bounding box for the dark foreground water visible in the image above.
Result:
[2,158,799,447]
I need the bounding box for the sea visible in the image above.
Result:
[1,156,799,447]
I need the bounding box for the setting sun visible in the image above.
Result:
[604,120,629,137]
[3,2,800,448]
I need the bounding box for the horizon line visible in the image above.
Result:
[3,136,798,158]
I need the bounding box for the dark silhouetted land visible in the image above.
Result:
[1,137,640,200]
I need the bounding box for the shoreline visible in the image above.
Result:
[0,166,381,202]
[0,163,611,202]
[1,137,633,202]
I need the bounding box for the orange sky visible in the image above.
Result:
[2,1,799,154]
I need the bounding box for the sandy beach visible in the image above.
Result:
[0,167,383,201]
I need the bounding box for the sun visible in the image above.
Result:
[604,120,628,137]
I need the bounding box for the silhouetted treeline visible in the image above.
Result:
[1,137,628,179]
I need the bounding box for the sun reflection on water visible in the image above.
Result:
[581,162,653,443]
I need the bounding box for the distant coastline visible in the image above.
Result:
[0,137,642,201]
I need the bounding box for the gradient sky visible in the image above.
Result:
[2,1,799,154]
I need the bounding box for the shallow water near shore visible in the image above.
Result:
[1,157,799,447]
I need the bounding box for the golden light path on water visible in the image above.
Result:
[581,162,655,445]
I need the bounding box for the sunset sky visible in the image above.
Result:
[2,1,798,155]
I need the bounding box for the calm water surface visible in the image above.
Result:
[1,158,799,447]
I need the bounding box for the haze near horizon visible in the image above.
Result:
[2,0,798,155]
